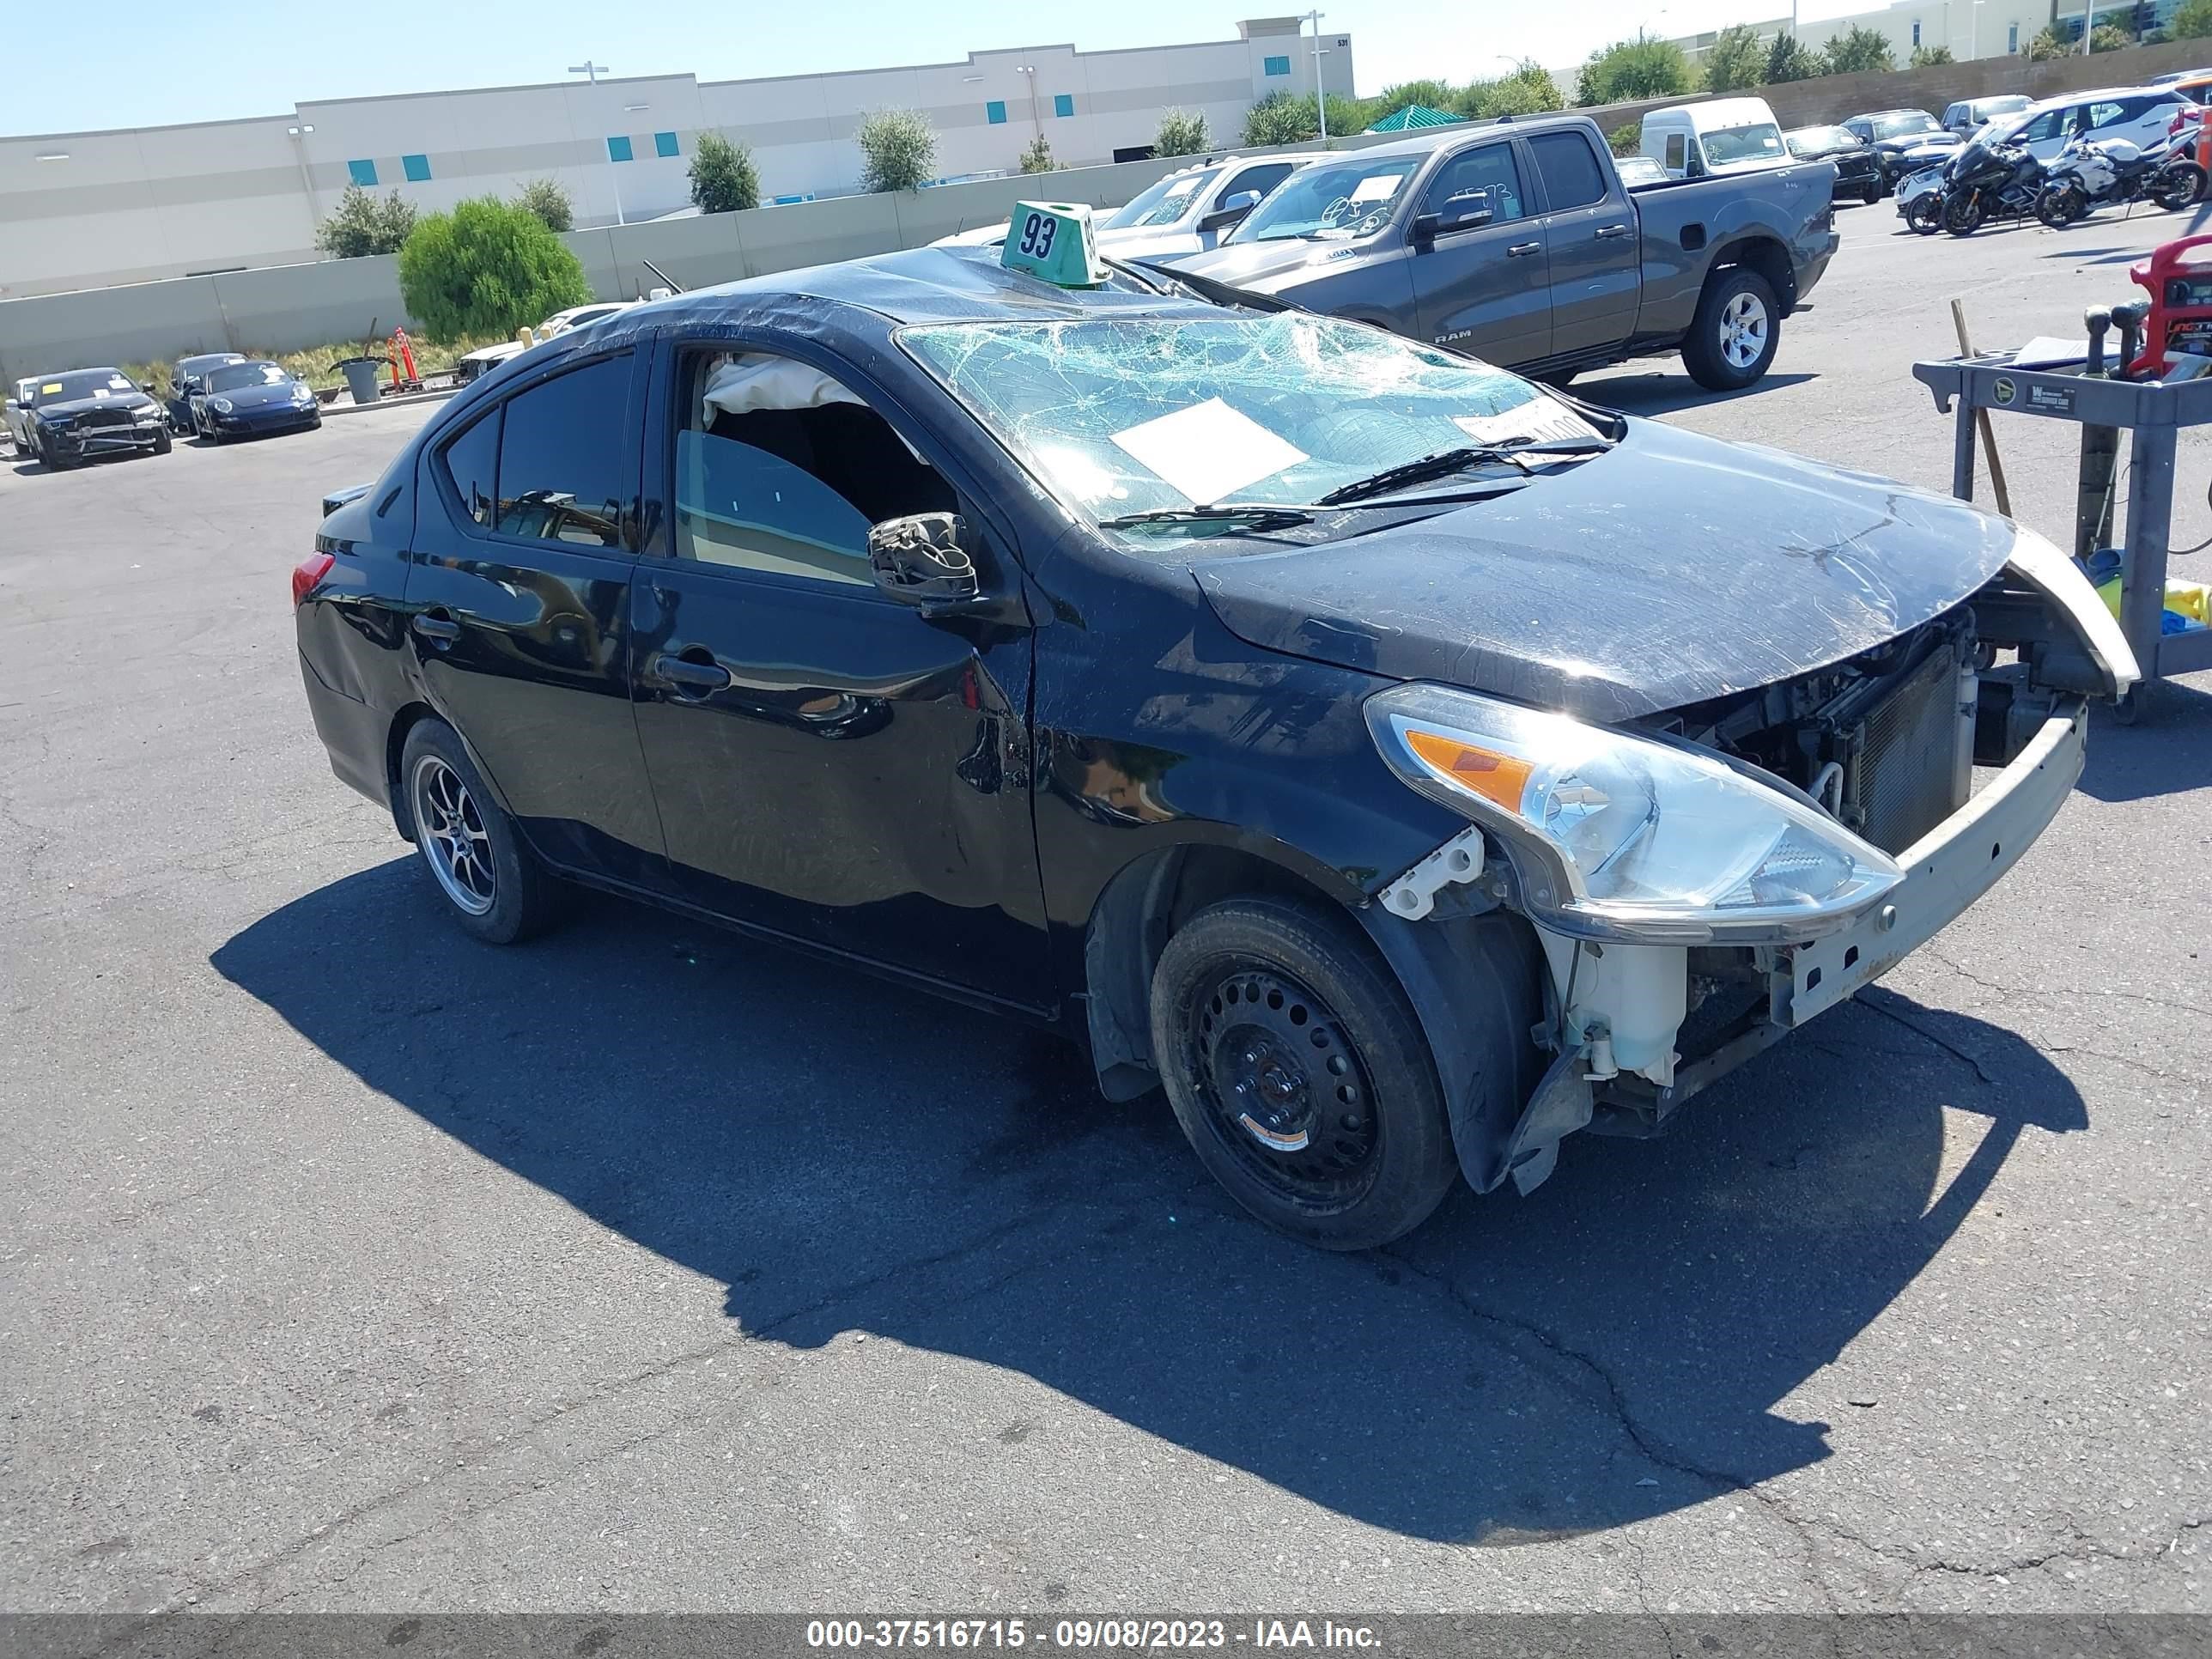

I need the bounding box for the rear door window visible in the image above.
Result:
[1664,132,1686,173]
[1528,130,1609,210]
[438,407,501,528]
[491,354,634,546]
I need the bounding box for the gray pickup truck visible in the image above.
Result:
[1168,112,1839,391]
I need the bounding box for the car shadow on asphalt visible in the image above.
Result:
[1575,371,1816,418]
[2078,677,2212,800]
[212,860,2086,1547]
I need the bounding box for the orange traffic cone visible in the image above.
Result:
[391,326,419,389]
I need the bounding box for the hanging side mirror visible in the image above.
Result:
[868,512,982,616]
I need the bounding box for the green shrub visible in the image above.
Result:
[397,197,592,345]
[2177,0,2212,40]
[1909,44,1956,67]
[1154,109,1210,157]
[1577,33,1698,105]
[1464,61,1564,118]
[1018,134,1054,174]
[856,108,937,193]
[2089,22,2135,50]
[316,185,416,259]
[2023,25,2070,59]
[689,131,760,214]
[1608,122,1641,157]
[514,178,574,233]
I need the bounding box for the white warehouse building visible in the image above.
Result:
[0,16,1353,300]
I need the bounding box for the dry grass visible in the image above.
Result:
[122,332,506,398]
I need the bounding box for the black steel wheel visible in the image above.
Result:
[1149,896,1459,1250]
[1905,193,1944,234]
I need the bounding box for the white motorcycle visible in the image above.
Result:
[2037,128,2205,228]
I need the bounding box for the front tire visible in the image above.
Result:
[399,719,557,945]
[1681,267,1780,392]
[1149,896,1458,1251]
[1944,193,1984,235]
[2037,185,2087,228]
[151,426,172,456]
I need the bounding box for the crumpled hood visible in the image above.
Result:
[1171,234,1371,295]
[1194,417,2017,723]
[38,392,156,421]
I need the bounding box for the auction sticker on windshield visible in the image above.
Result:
[1351,172,1407,204]
[1109,398,1309,505]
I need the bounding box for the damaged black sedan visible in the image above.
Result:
[295,246,2134,1249]
[20,368,172,469]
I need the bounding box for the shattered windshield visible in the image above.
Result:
[902,313,1595,533]
[1103,167,1220,229]
[1231,155,1416,241]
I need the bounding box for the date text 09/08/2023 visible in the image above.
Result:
[805,1619,1383,1650]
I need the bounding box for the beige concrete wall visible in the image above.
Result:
[0,150,1214,380]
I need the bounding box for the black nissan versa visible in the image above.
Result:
[294,246,2136,1249]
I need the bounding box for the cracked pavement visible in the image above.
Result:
[1,205,2207,1617]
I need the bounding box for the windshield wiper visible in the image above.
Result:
[1316,438,1612,507]
[1097,505,1316,532]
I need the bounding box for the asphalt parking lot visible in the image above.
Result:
[2,204,2207,1620]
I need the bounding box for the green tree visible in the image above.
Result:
[1018,133,1054,174]
[1577,33,1697,106]
[688,131,760,214]
[2022,25,2069,58]
[1240,88,1366,144]
[1702,25,1769,93]
[514,178,574,233]
[1463,60,1563,118]
[1607,122,1642,157]
[1909,44,1956,68]
[1154,108,1210,156]
[1822,24,1896,74]
[856,108,938,193]
[396,196,592,344]
[2177,0,2212,40]
[1372,78,1457,122]
[2089,22,2135,50]
[1765,32,1825,83]
[315,184,416,259]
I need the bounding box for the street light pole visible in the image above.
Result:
[569,59,627,227]
[1018,64,1041,141]
[1304,10,1328,143]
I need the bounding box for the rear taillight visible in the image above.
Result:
[292,550,336,607]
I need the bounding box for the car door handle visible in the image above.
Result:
[648,652,732,693]
[1506,240,1543,257]
[411,613,461,642]
[1594,223,1631,240]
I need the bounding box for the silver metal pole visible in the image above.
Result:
[1306,10,1328,143]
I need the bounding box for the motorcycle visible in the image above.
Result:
[1897,163,1948,234]
[1942,140,2047,234]
[2036,128,2206,227]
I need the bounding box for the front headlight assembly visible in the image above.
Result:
[210,397,234,415]
[1366,684,1904,944]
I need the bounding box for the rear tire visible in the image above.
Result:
[1680,267,1780,392]
[399,719,559,945]
[1861,180,1882,206]
[1905,193,1944,234]
[2154,161,2206,212]
[1149,896,1458,1251]
[2037,185,2087,228]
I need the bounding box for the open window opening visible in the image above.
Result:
[675,349,957,586]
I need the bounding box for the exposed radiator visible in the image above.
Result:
[1846,635,1972,855]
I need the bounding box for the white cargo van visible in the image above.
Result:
[1641,96,1790,179]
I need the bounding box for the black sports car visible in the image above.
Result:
[294,245,2130,1249]
[165,351,247,434]
[191,359,322,442]
[20,368,171,470]
[1785,125,1883,204]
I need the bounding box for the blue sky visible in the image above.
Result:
[11,1,1879,135]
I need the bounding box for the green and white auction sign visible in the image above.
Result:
[1001,202,1108,288]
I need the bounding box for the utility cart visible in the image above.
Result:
[1913,349,2212,720]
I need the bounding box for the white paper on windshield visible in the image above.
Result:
[107,375,131,390]
[92,388,110,398]
[1351,172,1407,204]
[1454,403,1596,447]
[1109,398,1308,506]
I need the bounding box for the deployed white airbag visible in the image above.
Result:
[700,354,866,425]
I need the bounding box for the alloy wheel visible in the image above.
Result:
[410,754,497,915]
[1718,291,1769,371]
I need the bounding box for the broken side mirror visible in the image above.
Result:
[867,512,982,616]
[1199,190,1263,234]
